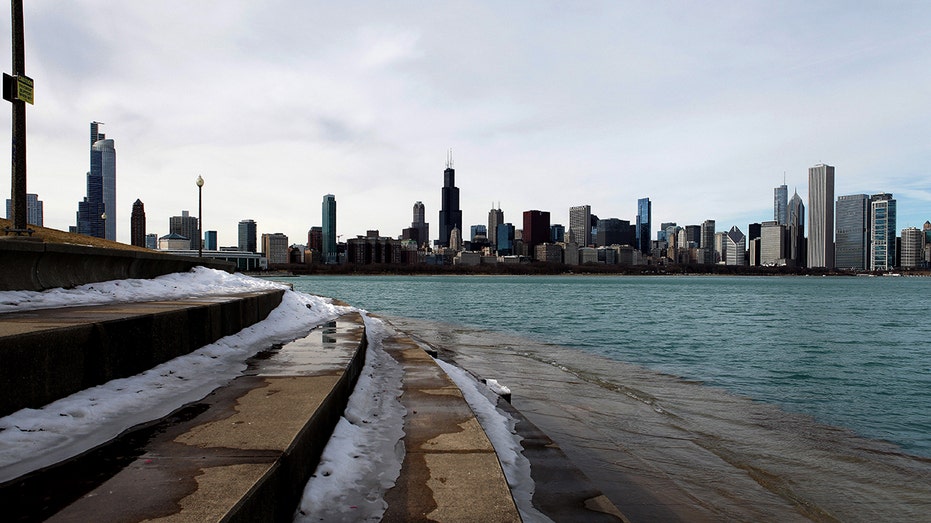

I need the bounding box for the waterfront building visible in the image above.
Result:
[579,247,598,264]
[170,211,199,251]
[437,151,462,247]
[496,223,515,255]
[550,224,565,244]
[535,243,563,264]
[808,164,835,269]
[322,194,337,263]
[6,193,43,227]
[569,205,592,247]
[239,219,258,253]
[262,233,289,265]
[787,190,806,267]
[204,230,217,251]
[775,184,788,225]
[870,193,896,271]
[145,233,158,250]
[835,194,869,270]
[701,220,716,263]
[523,210,551,259]
[760,221,785,265]
[725,226,747,266]
[900,227,925,268]
[488,205,503,249]
[130,199,146,247]
[412,201,429,248]
[308,227,322,253]
[636,198,651,255]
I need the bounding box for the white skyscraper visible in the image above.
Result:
[569,205,592,247]
[807,164,835,269]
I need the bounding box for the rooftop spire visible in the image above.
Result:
[446,148,454,169]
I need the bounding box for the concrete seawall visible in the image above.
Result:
[0,240,235,292]
[0,289,284,417]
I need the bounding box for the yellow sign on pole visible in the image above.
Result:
[15,75,32,104]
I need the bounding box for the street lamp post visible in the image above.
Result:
[196,175,204,257]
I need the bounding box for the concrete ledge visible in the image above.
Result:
[0,241,236,291]
[0,289,284,417]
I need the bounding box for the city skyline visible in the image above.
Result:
[1,3,930,246]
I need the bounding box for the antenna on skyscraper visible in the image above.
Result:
[446,148,454,169]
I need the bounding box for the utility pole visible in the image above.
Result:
[5,0,31,234]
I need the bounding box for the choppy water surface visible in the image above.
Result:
[288,275,931,521]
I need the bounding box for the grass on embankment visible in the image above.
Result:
[0,218,151,253]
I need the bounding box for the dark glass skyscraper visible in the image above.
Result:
[636,197,651,254]
[76,122,107,238]
[835,194,869,270]
[322,194,337,263]
[239,219,257,253]
[412,201,429,248]
[437,151,462,247]
[522,210,550,258]
[131,199,146,247]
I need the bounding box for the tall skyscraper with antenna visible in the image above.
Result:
[774,179,788,225]
[437,150,462,247]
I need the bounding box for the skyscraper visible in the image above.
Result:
[774,184,788,225]
[6,193,42,226]
[131,199,146,247]
[262,233,289,265]
[725,226,747,266]
[870,193,896,271]
[239,219,257,253]
[437,151,462,247]
[94,136,117,240]
[569,205,592,247]
[322,194,337,263]
[412,201,429,248]
[204,230,217,251]
[835,194,869,270]
[787,190,806,267]
[522,210,551,258]
[496,223,515,255]
[488,205,504,249]
[900,227,924,268]
[170,211,199,250]
[76,123,107,238]
[807,164,835,269]
[760,221,785,265]
[636,198,651,255]
[308,227,323,253]
[700,219,716,264]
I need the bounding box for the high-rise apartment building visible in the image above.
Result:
[308,226,323,253]
[870,193,896,271]
[835,194,869,270]
[808,164,835,269]
[412,201,429,248]
[437,151,462,247]
[322,194,337,263]
[725,226,747,266]
[76,123,108,238]
[239,219,257,253]
[636,198,651,255]
[900,227,925,268]
[522,210,551,258]
[94,137,117,240]
[170,211,199,250]
[774,184,788,225]
[130,199,146,247]
[5,193,42,226]
[569,205,592,247]
[262,233,290,265]
[488,205,503,249]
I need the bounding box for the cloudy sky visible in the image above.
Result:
[2,1,930,246]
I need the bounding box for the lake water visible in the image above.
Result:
[284,274,931,521]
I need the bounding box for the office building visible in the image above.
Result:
[169,211,199,250]
[787,190,806,266]
[437,151,462,247]
[308,226,322,253]
[808,164,835,268]
[488,205,504,248]
[760,221,785,265]
[470,224,487,241]
[522,210,550,258]
[94,136,117,240]
[448,226,462,251]
[550,224,565,243]
[496,223,515,256]
[835,194,869,270]
[5,193,42,227]
[145,233,158,250]
[569,205,592,247]
[684,225,701,247]
[870,193,896,271]
[204,230,217,251]
[238,219,258,253]
[725,226,746,266]
[900,227,925,268]
[322,194,337,263]
[700,219,716,264]
[130,199,145,247]
[636,198,651,254]
[774,184,788,225]
[412,201,429,248]
[262,233,290,265]
[596,218,630,247]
